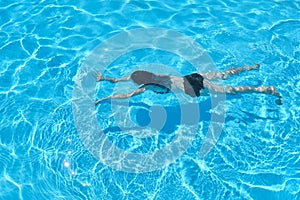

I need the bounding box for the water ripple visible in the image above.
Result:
[0,0,299,199]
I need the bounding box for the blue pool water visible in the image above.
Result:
[1,0,300,199]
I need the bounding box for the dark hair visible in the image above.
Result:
[130,70,154,85]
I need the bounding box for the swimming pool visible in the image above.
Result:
[0,0,299,199]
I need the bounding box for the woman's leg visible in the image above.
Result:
[203,79,282,98]
[201,64,260,80]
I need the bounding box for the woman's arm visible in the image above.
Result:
[94,87,146,105]
[96,74,131,82]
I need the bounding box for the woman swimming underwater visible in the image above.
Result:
[94,64,283,105]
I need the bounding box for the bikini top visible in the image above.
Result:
[139,74,171,94]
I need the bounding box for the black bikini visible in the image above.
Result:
[139,73,204,97]
[183,73,205,97]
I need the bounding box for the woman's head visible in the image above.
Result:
[131,70,154,85]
